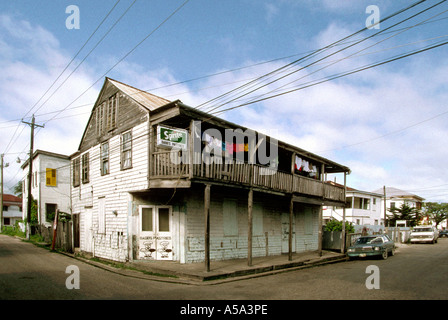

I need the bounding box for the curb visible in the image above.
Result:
[67,252,349,285]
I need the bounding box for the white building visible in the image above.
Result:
[372,187,424,223]
[324,182,384,226]
[71,78,350,265]
[2,194,22,227]
[22,150,71,227]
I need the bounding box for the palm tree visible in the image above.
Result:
[13,181,22,199]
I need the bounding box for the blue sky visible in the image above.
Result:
[1,0,448,202]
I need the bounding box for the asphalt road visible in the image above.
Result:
[1,234,447,301]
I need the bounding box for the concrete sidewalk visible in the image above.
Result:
[73,250,348,285]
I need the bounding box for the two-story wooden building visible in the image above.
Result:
[71,78,350,268]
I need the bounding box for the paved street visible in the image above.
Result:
[1,234,447,301]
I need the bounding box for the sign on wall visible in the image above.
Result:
[156,125,188,150]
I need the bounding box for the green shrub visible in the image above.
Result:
[324,219,355,233]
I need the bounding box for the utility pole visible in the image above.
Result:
[22,115,44,239]
[1,154,4,232]
[383,186,387,231]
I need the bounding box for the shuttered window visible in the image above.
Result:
[82,152,89,183]
[101,142,109,175]
[121,131,132,170]
[73,158,80,187]
[96,93,118,136]
[46,168,57,187]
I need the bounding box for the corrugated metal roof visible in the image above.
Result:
[108,78,171,111]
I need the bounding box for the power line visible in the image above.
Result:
[1,0,123,156]
[40,0,190,128]
[201,0,447,115]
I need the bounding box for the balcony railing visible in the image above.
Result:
[151,151,345,203]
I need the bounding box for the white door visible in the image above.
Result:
[281,212,295,253]
[83,208,93,253]
[139,206,173,260]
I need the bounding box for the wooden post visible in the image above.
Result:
[51,209,59,251]
[341,172,347,253]
[317,206,323,256]
[383,186,387,230]
[247,188,253,266]
[318,164,325,257]
[288,196,293,261]
[204,184,211,272]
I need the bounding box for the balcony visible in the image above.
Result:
[151,151,346,204]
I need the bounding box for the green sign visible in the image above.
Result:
[157,125,188,150]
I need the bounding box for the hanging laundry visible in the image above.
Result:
[295,156,302,171]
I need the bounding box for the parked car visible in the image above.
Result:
[439,229,448,238]
[409,226,439,244]
[347,235,395,260]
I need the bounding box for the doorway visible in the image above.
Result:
[138,206,173,260]
[281,212,296,253]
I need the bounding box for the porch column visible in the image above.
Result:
[288,196,293,261]
[318,206,323,257]
[204,184,211,272]
[247,188,253,266]
[318,164,325,257]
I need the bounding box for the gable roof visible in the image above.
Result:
[21,149,70,169]
[75,78,172,153]
[106,78,171,111]
[372,187,424,201]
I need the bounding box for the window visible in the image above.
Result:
[96,102,105,135]
[141,208,153,232]
[82,153,89,183]
[253,203,263,236]
[46,168,57,186]
[4,218,10,225]
[96,94,118,135]
[223,199,238,236]
[46,203,57,222]
[158,208,170,232]
[121,131,132,170]
[73,158,80,187]
[304,207,313,235]
[107,94,117,129]
[101,142,109,175]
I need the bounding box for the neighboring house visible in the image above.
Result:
[71,77,350,264]
[324,182,383,226]
[22,150,71,227]
[2,194,22,227]
[372,187,425,224]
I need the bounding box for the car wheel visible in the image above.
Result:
[381,250,388,260]
[390,248,395,256]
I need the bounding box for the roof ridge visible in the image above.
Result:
[106,77,171,104]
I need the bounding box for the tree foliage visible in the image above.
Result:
[424,202,448,228]
[387,202,420,227]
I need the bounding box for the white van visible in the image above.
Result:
[410,226,439,244]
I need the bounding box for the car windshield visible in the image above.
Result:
[356,237,381,244]
[413,228,432,232]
